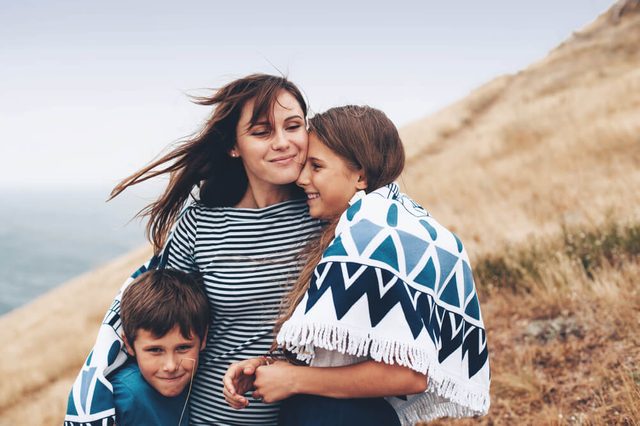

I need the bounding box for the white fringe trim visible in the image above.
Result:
[277,321,490,423]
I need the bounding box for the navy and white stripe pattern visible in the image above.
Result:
[65,198,320,426]
[167,199,321,425]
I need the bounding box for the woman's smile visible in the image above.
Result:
[269,154,298,165]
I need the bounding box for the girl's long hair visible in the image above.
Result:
[110,74,307,253]
[273,105,405,343]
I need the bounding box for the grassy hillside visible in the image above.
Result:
[0,246,152,425]
[2,4,639,425]
[428,220,640,425]
[409,5,640,424]
[400,5,640,257]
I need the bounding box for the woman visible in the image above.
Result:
[224,106,490,425]
[65,74,322,426]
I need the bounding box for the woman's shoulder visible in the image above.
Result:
[192,197,313,221]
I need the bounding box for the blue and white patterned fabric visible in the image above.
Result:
[64,253,166,426]
[277,183,490,424]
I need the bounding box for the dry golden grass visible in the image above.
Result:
[2,4,640,426]
[399,7,640,257]
[0,246,152,426]
[426,224,640,425]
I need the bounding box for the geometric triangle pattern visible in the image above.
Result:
[296,183,489,388]
[435,246,459,293]
[396,229,429,274]
[305,261,488,379]
[304,262,488,377]
[350,219,383,255]
[440,274,460,307]
[370,235,399,271]
[323,191,484,323]
[324,235,348,257]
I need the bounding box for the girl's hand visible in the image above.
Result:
[223,357,264,409]
[252,360,298,403]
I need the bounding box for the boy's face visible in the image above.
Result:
[124,325,205,398]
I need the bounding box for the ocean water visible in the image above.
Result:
[0,187,153,315]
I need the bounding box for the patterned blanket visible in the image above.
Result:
[277,183,490,424]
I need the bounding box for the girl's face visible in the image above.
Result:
[232,90,308,193]
[297,133,367,219]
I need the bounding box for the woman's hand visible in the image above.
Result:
[223,357,264,409]
[252,360,298,403]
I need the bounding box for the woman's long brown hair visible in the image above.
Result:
[109,74,307,254]
[273,106,406,344]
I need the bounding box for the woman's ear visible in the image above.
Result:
[355,173,368,191]
[228,146,239,158]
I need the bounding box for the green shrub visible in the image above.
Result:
[474,220,640,293]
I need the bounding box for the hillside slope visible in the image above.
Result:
[2,4,639,425]
[400,5,640,256]
[0,246,152,425]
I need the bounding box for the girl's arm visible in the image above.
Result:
[229,359,427,405]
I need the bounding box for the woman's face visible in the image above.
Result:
[296,133,366,219]
[232,90,307,192]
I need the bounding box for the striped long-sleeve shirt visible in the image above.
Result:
[167,198,321,425]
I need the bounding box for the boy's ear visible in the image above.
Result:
[200,328,208,351]
[122,334,136,357]
[355,172,367,191]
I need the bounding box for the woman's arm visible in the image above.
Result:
[252,360,428,404]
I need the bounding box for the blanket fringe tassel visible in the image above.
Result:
[278,321,489,424]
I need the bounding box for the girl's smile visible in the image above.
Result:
[296,133,366,220]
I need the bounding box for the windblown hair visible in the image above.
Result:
[273,105,405,342]
[120,269,210,346]
[110,74,307,253]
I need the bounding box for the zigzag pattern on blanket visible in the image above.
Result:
[306,261,489,378]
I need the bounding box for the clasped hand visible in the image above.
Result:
[223,358,296,408]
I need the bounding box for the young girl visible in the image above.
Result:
[224,106,490,425]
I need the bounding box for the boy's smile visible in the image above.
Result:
[125,325,205,398]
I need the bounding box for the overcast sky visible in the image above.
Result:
[0,0,614,189]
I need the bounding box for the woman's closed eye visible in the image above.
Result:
[286,122,303,131]
[251,128,271,137]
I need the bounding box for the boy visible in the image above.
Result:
[110,269,210,426]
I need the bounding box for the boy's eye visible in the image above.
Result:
[146,347,163,354]
[177,344,194,352]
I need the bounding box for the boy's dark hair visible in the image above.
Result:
[120,269,209,346]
